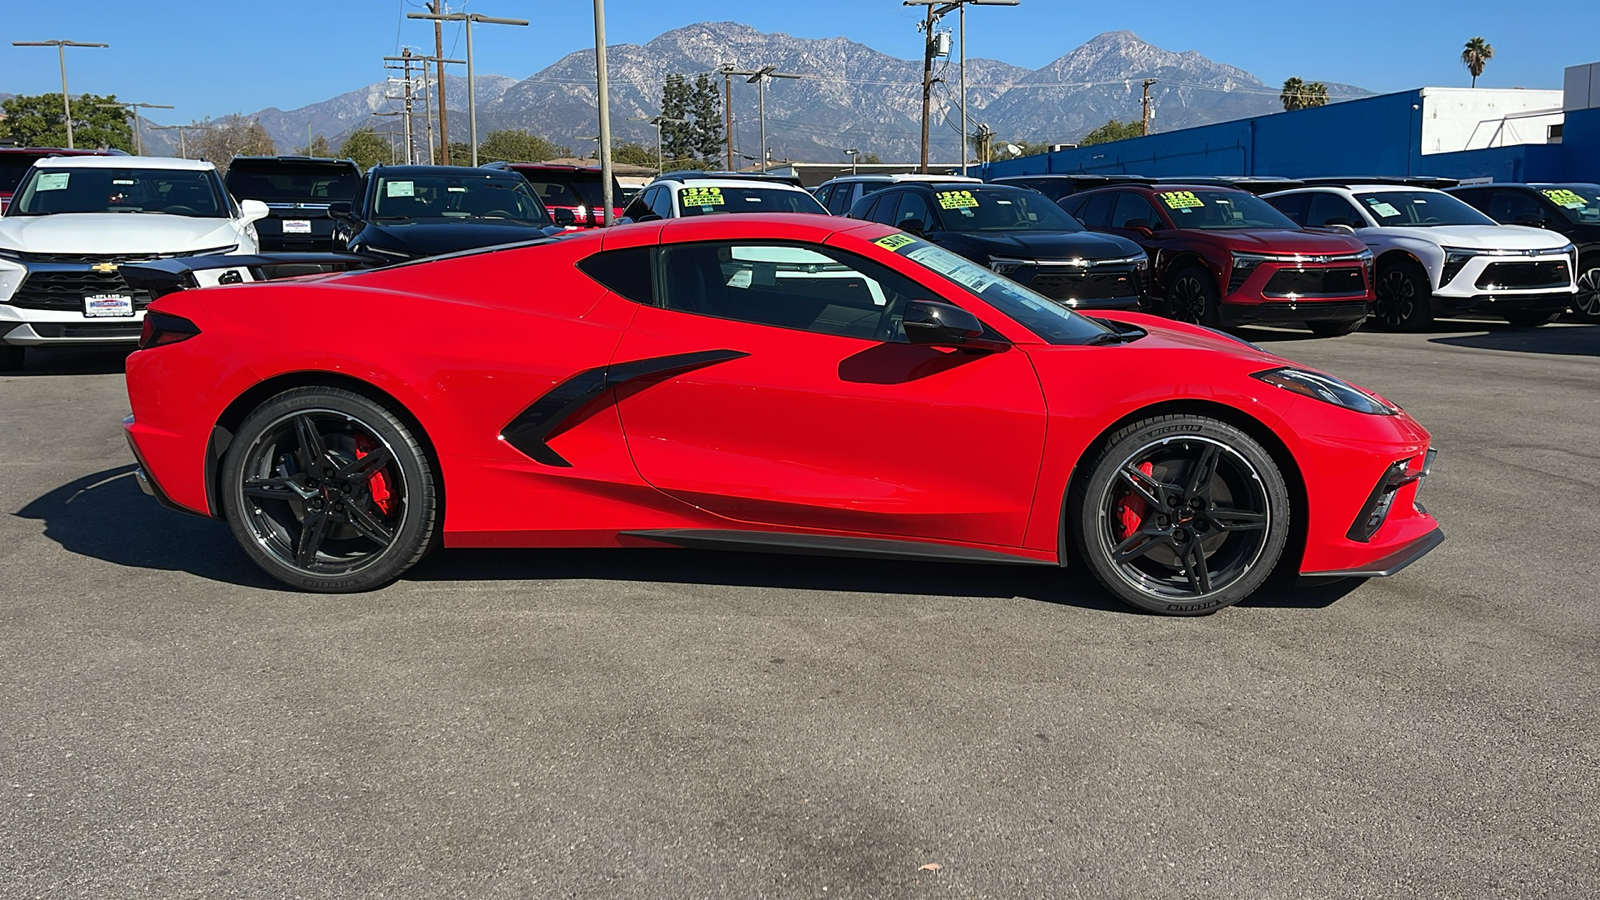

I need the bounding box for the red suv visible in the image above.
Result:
[481,162,624,228]
[0,147,114,214]
[1062,183,1376,335]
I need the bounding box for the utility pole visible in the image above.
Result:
[392,52,461,163]
[1141,78,1157,136]
[904,2,1018,175]
[632,115,687,174]
[410,10,527,166]
[593,0,615,223]
[151,124,190,159]
[99,101,173,156]
[846,148,860,175]
[919,5,936,173]
[429,1,450,164]
[383,50,418,164]
[720,64,736,170]
[11,40,109,150]
[726,66,802,173]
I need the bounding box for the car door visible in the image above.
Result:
[607,238,1048,547]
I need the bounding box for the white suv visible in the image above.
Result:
[619,173,827,222]
[1265,183,1577,330]
[0,156,268,370]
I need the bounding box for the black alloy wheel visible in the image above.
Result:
[1072,415,1290,615]
[1574,267,1600,321]
[1372,261,1433,332]
[222,387,437,592]
[1167,267,1221,328]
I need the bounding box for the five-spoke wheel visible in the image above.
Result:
[1073,415,1290,615]
[222,387,437,592]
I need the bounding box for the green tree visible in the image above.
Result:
[478,129,569,164]
[1080,119,1144,146]
[342,127,395,169]
[191,115,275,172]
[438,141,473,165]
[660,74,695,162]
[1280,78,1329,111]
[0,92,133,151]
[611,141,655,166]
[688,73,724,162]
[1462,36,1494,88]
[300,134,332,157]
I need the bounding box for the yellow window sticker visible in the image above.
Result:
[1542,188,1589,209]
[874,234,918,252]
[936,190,979,210]
[1158,191,1204,210]
[681,186,724,206]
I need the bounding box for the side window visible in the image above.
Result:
[813,184,834,211]
[1450,188,1491,216]
[864,192,902,226]
[1306,192,1364,227]
[647,187,675,219]
[621,187,653,222]
[1485,189,1545,224]
[826,183,856,216]
[577,246,654,304]
[1076,192,1117,229]
[1269,192,1310,225]
[657,242,927,341]
[1111,192,1161,229]
[892,191,935,228]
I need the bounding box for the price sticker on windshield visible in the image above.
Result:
[1157,191,1204,210]
[1542,188,1589,209]
[936,190,979,210]
[874,234,918,252]
[37,172,70,192]
[681,186,724,207]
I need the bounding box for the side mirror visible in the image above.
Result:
[1324,223,1356,235]
[902,300,1008,352]
[634,213,663,223]
[239,199,270,224]
[550,207,577,227]
[1120,218,1155,238]
[328,201,354,221]
[900,218,926,236]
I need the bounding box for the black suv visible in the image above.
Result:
[1447,182,1600,320]
[848,182,1148,310]
[330,165,568,262]
[989,174,1154,208]
[223,156,362,251]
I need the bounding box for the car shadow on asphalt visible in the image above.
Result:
[1429,323,1600,357]
[3,346,132,377]
[14,464,281,589]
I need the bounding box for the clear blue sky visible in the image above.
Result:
[2,0,1596,127]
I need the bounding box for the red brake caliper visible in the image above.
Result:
[1117,462,1155,540]
[353,436,393,515]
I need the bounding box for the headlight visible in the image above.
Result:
[359,244,411,260]
[1131,252,1149,271]
[1229,252,1286,294]
[0,256,24,302]
[0,247,20,260]
[1251,367,1395,416]
[1439,246,1485,286]
[989,258,1027,277]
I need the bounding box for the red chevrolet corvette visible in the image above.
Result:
[121,214,1441,615]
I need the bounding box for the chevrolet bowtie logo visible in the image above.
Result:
[91,262,117,273]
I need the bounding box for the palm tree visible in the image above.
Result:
[1305,82,1330,108]
[1281,77,1307,111]
[1462,37,1494,88]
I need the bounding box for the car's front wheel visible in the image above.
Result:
[221,386,438,592]
[1166,267,1222,328]
[1372,261,1433,332]
[1071,415,1290,615]
[1572,266,1600,321]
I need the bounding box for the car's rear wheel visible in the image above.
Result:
[221,387,437,592]
[1072,415,1290,615]
[1372,261,1433,332]
[1167,267,1222,328]
[1503,309,1562,327]
[0,346,23,373]
[1307,318,1363,337]
[1572,266,1600,321]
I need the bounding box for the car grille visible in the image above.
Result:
[1262,266,1367,298]
[1026,266,1141,302]
[29,321,145,338]
[10,270,153,311]
[2,251,167,264]
[1476,261,1571,291]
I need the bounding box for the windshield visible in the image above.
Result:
[371,175,548,223]
[873,233,1111,345]
[676,185,827,217]
[225,162,359,203]
[935,188,1085,232]
[1538,185,1600,225]
[518,172,608,209]
[1354,190,1496,227]
[0,155,48,195]
[1154,189,1299,230]
[10,166,229,217]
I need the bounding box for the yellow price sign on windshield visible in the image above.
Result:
[1158,191,1204,210]
[936,190,979,210]
[1542,188,1589,209]
[874,234,918,252]
[681,186,724,206]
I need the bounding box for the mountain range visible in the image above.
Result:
[133,25,1372,163]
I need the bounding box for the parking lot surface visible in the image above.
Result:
[2,322,1597,899]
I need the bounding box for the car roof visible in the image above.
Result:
[654,170,804,187]
[0,147,115,157]
[992,174,1155,185]
[827,173,981,184]
[1297,175,1459,189]
[485,161,603,173]
[657,177,810,192]
[33,155,215,170]
[368,165,525,178]
[227,155,358,166]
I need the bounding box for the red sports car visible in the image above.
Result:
[122,214,1442,615]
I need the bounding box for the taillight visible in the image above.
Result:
[138,312,201,350]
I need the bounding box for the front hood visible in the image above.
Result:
[1085,311,1282,363]
[360,220,553,256]
[0,213,243,254]
[1185,228,1367,254]
[1379,224,1573,250]
[955,230,1143,260]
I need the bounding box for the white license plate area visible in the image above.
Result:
[282,219,312,234]
[84,294,135,318]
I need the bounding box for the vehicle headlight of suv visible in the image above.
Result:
[0,247,21,260]
[1229,252,1290,293]
[1251,367,1396,416]
[989,257,1029,277]
[1439,246,1498,286]
[0,256,25,302]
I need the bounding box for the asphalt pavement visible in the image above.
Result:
[2,321,1596,899]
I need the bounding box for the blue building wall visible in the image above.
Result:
[982,89,1597,184]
